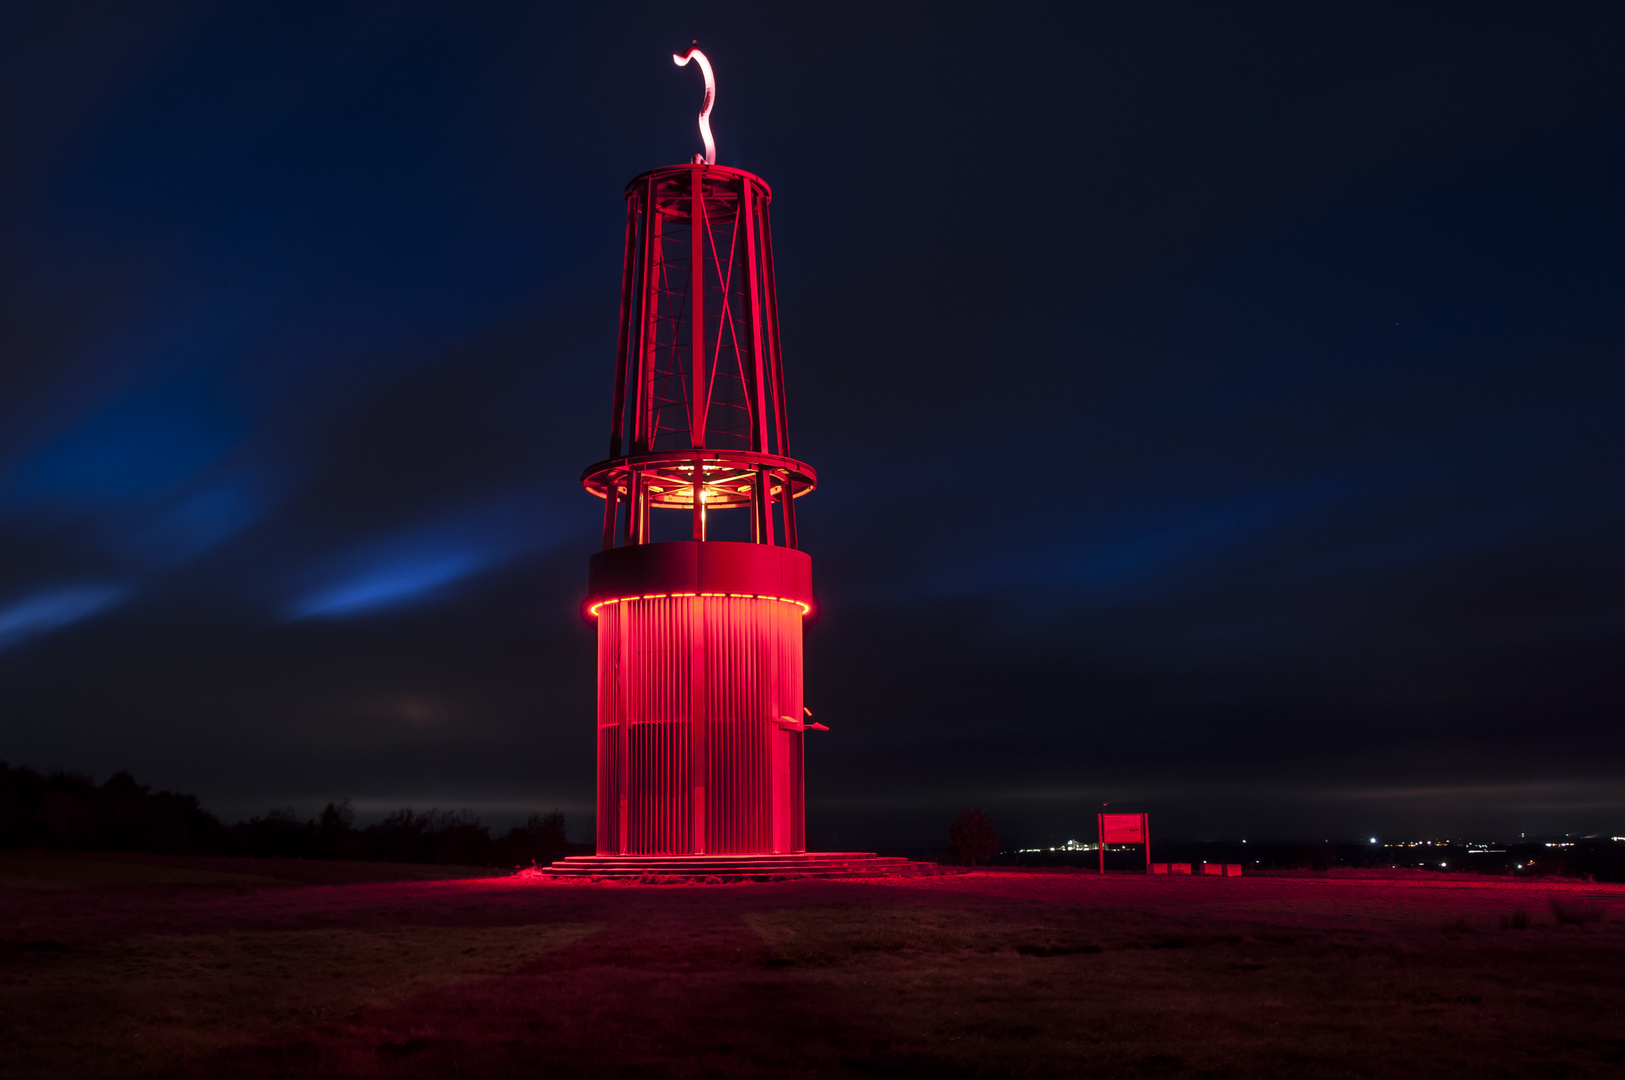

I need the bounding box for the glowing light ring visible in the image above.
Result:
[587,591,810,619]
[672,47,716,166]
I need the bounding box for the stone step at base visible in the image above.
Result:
[542,851,947,880]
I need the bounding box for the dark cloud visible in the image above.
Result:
[0,3,1621,845]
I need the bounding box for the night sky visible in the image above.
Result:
[2,4,1622,848]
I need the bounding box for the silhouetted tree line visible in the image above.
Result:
[0,760,575,868]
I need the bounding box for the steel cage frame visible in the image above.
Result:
[582,163,809,549]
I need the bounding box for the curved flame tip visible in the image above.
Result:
[671,47,716,166]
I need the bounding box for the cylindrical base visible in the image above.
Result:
[590,543,812,857]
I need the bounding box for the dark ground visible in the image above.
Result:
[2,852,1623,1078]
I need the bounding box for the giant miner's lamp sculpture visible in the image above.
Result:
[543,49,926,879]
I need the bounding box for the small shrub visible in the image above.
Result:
[1501,908,1530,930]
[947,808,1000,866]
[1549,897,1604,925]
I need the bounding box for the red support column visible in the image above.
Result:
[756,466,773,546]
[691,167,706,542]
[691,596,707,854]
[761,208,789,459]
[618,606,630,854]
[744,181,771,459]
[608,202,636,460]
[633,181,658,456]
[620,470,636,547]
[692,457,704,540]
[601,481,618,550]
[690,166,706,449]
[638,477,650,544]
[782,479,799,550]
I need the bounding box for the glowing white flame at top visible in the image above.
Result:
[672,46,716,166]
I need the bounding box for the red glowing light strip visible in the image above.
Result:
[586,592,811,619]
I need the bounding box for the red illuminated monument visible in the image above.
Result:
[545,49,928,879]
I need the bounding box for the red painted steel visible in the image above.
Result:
[1099,813,1148,843]
[586,542,812,612]
[581,164,814,529]
[583,154,815,857]
[1098,812,1152,874]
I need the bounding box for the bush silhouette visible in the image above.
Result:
[495,811,570,868]
[0,759,576,868]
[948,808,1000,866]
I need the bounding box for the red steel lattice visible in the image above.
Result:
[582,106,815,857]
[582,162,813,546]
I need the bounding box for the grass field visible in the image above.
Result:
[2,852,1622,1078]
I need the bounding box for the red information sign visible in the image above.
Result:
[1099,814,1146,843]
[1097,812,1151,874]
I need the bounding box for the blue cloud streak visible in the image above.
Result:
[0,585,128,651]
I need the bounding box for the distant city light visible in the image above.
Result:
[1369,837,1376,844]
[1015,839,1095,854]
